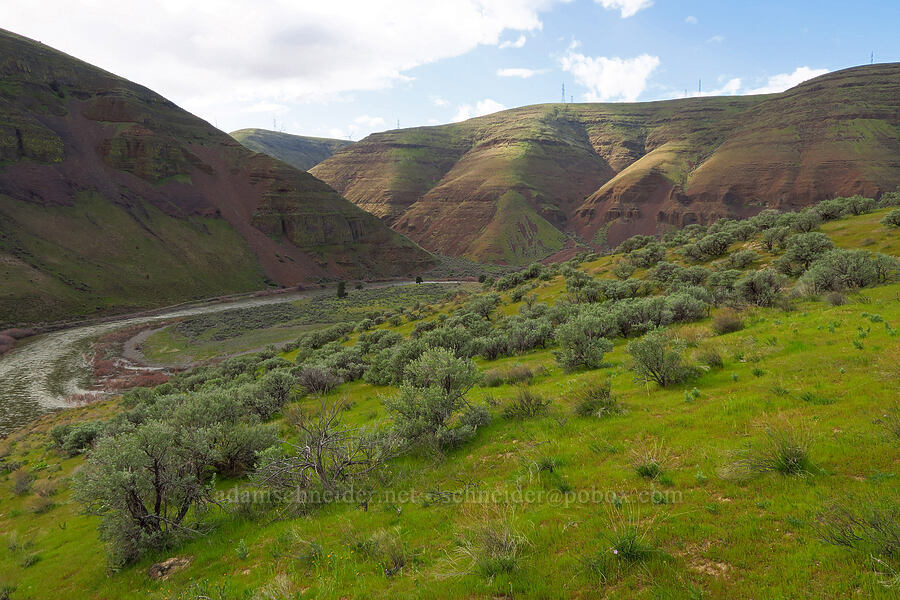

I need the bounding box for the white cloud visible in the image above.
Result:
[746,66,829,94]
[452,99,507,122]
[429,95,450,107]
[594,0,653,18]
[689,77,742,97]
[497,67,545,78]
[353,115,386,128]
[561,49,660,102]
[685,15,697,24]
[0,0,566,130]
[707,35,725,44]
[240,102,290,114]
[499,34,527,49]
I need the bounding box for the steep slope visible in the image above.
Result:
[311,64,900,262]
[0,29,432,325]
[230,129,353,171]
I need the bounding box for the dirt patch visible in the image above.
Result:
[148,556,193,581]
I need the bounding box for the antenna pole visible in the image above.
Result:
[561,83,566,103]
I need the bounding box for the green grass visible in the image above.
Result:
[1,210,899,598]
[141,283,474,364]
[0,191,266,326]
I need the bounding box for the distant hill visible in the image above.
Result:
[0,29,431,325]
[310,64,900,264]
[230,129,353,171]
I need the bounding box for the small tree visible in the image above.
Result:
[627,330,693,388]
[73,421,219,566]
[336,281,347,299]
[415,276,423,284]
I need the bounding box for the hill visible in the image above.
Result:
[310,64,900,263]
[1,199,898,598]
[0,29,432,326]
[230,129,353,171]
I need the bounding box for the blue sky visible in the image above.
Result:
[2,0,898,139]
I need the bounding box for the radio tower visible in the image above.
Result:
[561,83,566,103]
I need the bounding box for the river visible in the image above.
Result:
[0,281,461,435]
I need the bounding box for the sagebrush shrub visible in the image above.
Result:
[627,331,695,388]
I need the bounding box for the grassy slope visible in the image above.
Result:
[0,29,432,326]
[141,283,474,365]
[0,191,266,326]
[1,210,899,599]
[229,129,353,172]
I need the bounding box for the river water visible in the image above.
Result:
[0,281,458,435]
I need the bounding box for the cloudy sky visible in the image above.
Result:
[2,1,898,139]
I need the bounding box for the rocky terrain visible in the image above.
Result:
[230,128,353,171]
[311,64,900,263]
[0,29,432,326]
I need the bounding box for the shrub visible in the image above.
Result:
[728,249,758,269]
[697,348,724,368]
[735,269,783,307]
[384,349,480,451]
[502,386,551,420]
[665,292,708,322]
[616,234,655,253]
[815,496,900,570]
[696,232,732,257]
[628,243,666,268]
[882,405,900,441]
[761,226,791,251]
[793,210,821,233]
[572,379,622,418]
[719,423,814,480]
[12,471,32,495]
[881,209,900,227]
[295,365,340,395]
[364,339,426,386]
[73,420,221,567]
[255,400,392,496]
[776,232,835,275]
[843,195,876,215]
[801,249,895,293]
[612,261,636,280]
[878,189,900,208]
[627,330,695,388]
[813,198,848,221]
[554,313,615,371]
[712,309,744,334]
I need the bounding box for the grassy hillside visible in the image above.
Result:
[1,199,898,598]
[310,65,900,264]
[0,28,432,325]
[230,129,353,171]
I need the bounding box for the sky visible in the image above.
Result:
[2,0,898,140]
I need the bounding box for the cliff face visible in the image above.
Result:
[311,65,900,263]
[230,129,354,171]
[0,29,431,324]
